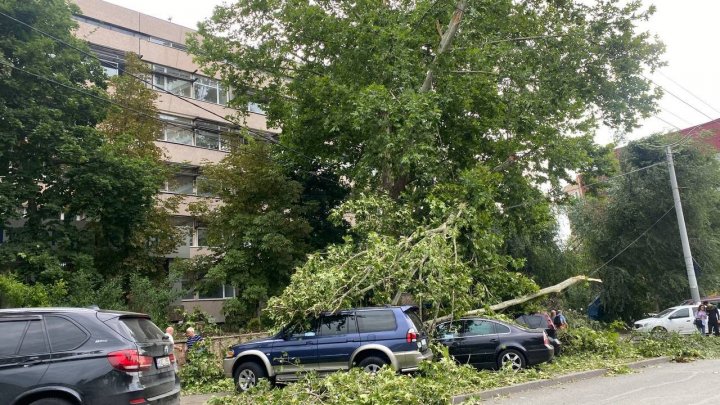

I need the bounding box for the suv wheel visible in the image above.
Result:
[358,356,388,374]
[234,362,267,392]
[498,349,526,371]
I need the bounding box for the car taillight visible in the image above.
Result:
[169,353,176,363]
[107,349,152,372]
[406,328,418,343]
[543,332,549,346]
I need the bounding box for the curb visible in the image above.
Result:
[450,356,670,404]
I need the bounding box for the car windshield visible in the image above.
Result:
[654,308,676,318]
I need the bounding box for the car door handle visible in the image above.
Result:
[21,357,42,367]
[305,341,315,345]
[490,338,499,342]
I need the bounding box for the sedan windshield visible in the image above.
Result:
[654,308,676,318]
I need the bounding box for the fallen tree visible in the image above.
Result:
[430,275,603,326]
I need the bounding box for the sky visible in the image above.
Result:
[107,0,720,146]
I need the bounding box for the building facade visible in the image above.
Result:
[72,0,275,321]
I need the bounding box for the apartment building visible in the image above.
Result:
[71,0,276,321]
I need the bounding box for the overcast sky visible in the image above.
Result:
[107,0,720,146]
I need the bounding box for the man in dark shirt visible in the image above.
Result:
[707,304,720,336]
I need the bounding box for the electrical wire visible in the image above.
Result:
[589,205,675,276]
[505,161,665,210]
[0,10,326,168]
[658,71,720,116]
[644,74,715,121]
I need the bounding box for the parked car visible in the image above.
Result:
[223,306,433,392]
[633,305,699,334]
[0,307,180,405]
[434,317,554,371]
[514,314,562,355]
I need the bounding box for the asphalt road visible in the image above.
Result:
[486,359,720,405]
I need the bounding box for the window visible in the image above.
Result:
[248,101,266,115]
[194,77,229,105]
[318,314,356,336]
[167,175,194,194]
[115,317,165,343]
[195,130,220,149]
[285,319,319,340]
[196,227,208,247]
[436,321,461,339]
[153,65,192,98]
[493,323,511,334]
[357,310,396,333]
[462,320,495,336]
[157,114,236,152]
[46,316,88,352]
[19,320,48,355]
[195,176,215,197]
[190,284,237,300]
[0,320,27,356]
[672,308,690,318]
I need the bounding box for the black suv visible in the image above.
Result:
[0,307,180,405]
[223,306,433,391]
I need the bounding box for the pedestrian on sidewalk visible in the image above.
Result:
[694,304,707,335]
[706,303,720,336]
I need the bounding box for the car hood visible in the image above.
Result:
[634,317,659,324]
[232,336,281,351]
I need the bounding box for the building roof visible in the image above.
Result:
[679,118,720,150]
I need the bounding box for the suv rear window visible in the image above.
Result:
[46,316,88,352]
[357,310,396,333]
[404,310,426,333]
[114,317,165,342]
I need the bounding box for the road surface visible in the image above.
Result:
[486,359,720,405]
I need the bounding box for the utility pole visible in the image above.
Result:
[666,146,701,303]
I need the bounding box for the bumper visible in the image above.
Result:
[395,349,434,372]
[526,344,554,366]
[223,357,236,378]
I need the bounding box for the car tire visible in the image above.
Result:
[498,349,526,371]
[30,399,73,405]
[651,326,668,334]
[234,361,267,392]
[358,356,388,374]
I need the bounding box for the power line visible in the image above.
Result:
[505,161,665,210]
[589,206,674,276]
[644,74,715,121]
[659,107,692,127]
[658,71,720,116]
[0,10,326,168]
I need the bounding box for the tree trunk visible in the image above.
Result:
[419,0,467,93]
[429,275,602,325]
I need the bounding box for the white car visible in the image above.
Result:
[633,305,700,334]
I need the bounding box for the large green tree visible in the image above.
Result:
[189,0,664,322]
[0,1,179,315]
[188,141,314,320]
[571,135,720,321]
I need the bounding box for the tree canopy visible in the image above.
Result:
[189,0,664,323]
[571,134,720,320]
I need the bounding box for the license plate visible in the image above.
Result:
[155,356,171,368]
[421,338,427,346]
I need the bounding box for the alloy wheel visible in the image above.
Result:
[237,369,257,390]
[501,352,523,371]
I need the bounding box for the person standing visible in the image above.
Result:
[185,327,203,350]
[707,304,720,336]
[553,310,568,329]
[165,326,175,345]
[694,305,707,335]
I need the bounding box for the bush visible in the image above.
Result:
[558,326,622,357]
[179,339,230,393]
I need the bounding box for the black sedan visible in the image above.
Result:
[434,317,554,370]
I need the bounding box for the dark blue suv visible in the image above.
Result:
[223,306,433,391]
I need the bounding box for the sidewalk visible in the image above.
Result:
[450,356,670,404]
[181,393,230,405]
